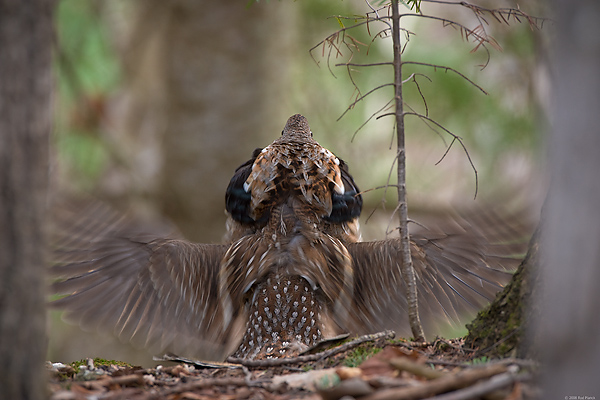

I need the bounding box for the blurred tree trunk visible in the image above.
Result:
[534,0,600,395]
[0,0,53,398]
[105,0,294,242]
[469,1,600,395]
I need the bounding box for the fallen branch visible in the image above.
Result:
[226,330,395,367]
[159,377,255,396]
[360,363,508,400]
[389,357,445,380]
[76,373,144,390]
[154,354,242,369]
[426,368,530,400]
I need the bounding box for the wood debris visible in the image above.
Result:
[48,335,539,400]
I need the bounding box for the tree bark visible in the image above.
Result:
[468,2,600,395]
[534,0,600,395]
[0,0,53,398]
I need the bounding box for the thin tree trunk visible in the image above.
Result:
[391,0,425,342]
[0,0,53,398]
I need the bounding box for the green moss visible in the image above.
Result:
[70,358,133,373]
[316,372,341,390]
[302,364,314,372]
[343,346,382,368]
[466,356,490,365]
[388,338,410,346]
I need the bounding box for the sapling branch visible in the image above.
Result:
[337,83,395,121]
[335,62,393,68]
[401,61,488,94]
[386,202,404,237]
[405,73,431,117]
[402,102,446,145]
[351,97,395,142]
[398,13,495,66]
[404,111,479,198]
[419,0,544,30]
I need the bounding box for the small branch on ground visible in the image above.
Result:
[226,330,395,367]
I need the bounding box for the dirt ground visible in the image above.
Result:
[47,333,539,400]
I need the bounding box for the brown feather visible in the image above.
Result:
[343,207,530,337]
[49,200,236,359]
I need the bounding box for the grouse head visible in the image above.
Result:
[225,114,363,242]
[282,113,312,137]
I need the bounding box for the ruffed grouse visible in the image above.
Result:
[50,114,529,360]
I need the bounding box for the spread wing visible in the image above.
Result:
[343,207,532,337]
[49,201,236,360]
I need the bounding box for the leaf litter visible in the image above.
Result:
[47,332,540,400]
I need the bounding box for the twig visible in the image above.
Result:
[358,184,401,196]
[351,97,395,142]
[310,19,375,65]
[401,61,488,94]
[335,62,393,68]
[426,369,530,400]
[385,202,402,238]
[76,373,144,390]
[159,377,257,396]
[398,13,494,67]
[153,354,242,369]
[419,0,545,30]
[361,363,508,400]
[427,359,466,367]
[408,73,431,117]
[366,0,391,30]
[226,330,395,367]
[405,102,447,145]
[389,357,445,380]
[403,111,479,199]
[337,83,395,121]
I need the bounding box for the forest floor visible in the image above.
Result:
[47,332,539,400]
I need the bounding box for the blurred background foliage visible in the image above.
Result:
[54,0,119,187]
[49,0,547,364]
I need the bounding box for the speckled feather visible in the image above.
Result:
[232,274,323,359]
[244,114,345,222]
[221,116,359,358]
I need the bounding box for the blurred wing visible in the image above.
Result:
[49,201,235,360]
[220,231,354,325]
[344,207,532,337]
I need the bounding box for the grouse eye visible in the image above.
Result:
[310,130,313,137]
[281,130,284,136]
